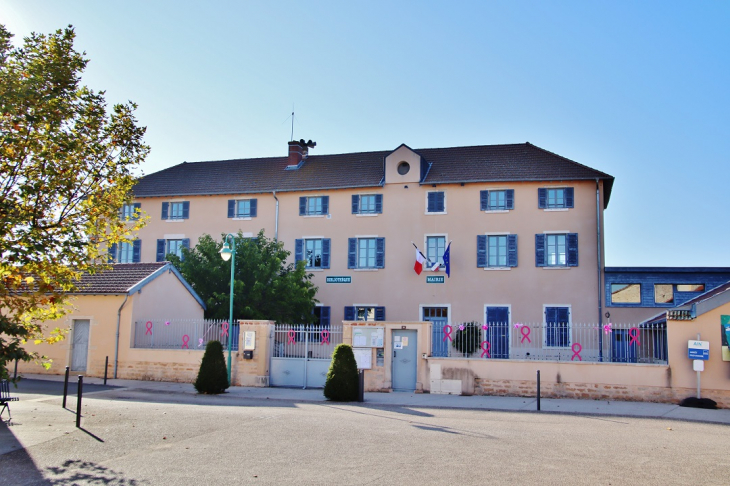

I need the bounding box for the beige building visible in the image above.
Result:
[17,263,206,380]
[130,141,614,336]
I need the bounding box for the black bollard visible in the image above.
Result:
[62,366,70,408]
[536,370,541,411]
[103,356,108,385]
[358,370,365,403]
[76,375,83,428]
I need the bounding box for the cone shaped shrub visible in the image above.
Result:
[194,340,230,394]
[324,344,359,401]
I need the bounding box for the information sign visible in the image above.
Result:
[687,340,709,360]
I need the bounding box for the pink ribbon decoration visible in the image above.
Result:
[198,338,204,347]
[321,329,330,345]
[571,343,582,361]
[287,329,296,344]
[145,321,153,335]
[481,341,491,358]
[482,324,489,331]
[181,334,190,349]
[514,323,522,329]
[629,327,640,346]
[442,325,453,342]
[165,321,170,326]
[603,323,612,335]
[458,324,465,331]
[221,321,229,338]
[520,325,531,344]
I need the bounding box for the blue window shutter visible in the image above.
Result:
[227,200,235,218]
[182,238,190,249]
[344,306,355,321]
[476,235,487,268]
[565,187,574,208]
[427,192,436,212]
[161,202,169,219]
[156,239,166,262]
[567,233,579,266]
[321,196,329,215]
[375,194,383,214]
[545,307,558,323]
[480,190,489,211]
[508,235,518,267]
[250,199,257,217]
[487,307,509,324]
[535,234,546,267]
[182,201,190,219]
[133,240,141,263]
[320,307,331,327]
[295,239,303,263]
[538,188,547,209]
[375,307,386,321]
[108,243,117,263]
[505,190,514,210]
[133,203,141,220]
[375,237,385,268]
[557,307,570,322]
[436,192,445,212]
[347,238,357,269]
[322,238,331,268]
[351,195,359,214]
[299,197,306,216]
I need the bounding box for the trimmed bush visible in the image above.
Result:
[452,322,482,355]
[194,340,230,394]
[324,344,359,401]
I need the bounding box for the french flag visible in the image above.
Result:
[414,249,426,275]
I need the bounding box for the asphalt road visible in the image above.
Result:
[1,384,728,485]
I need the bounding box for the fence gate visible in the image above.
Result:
[270,324,341,388]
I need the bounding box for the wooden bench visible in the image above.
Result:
[1,379,19,420]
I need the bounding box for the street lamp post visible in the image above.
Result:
[219,233,236,385]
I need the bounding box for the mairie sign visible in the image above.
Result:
[426,275,445,284]
[326,276,351,284]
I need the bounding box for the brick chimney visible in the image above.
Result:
[288,141,304,166]
[288,139,316,166]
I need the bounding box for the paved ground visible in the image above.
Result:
[1,375,729,485]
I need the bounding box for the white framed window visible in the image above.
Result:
[544,305,571,348]
[425,235,446,270]
[299,196,329,216]
[121,203,140,221]
[118,242,135,263]
[426,191,446,214]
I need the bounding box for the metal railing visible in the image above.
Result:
[133,319,239,351]
[273,324,342,359]
[430,321,667,364]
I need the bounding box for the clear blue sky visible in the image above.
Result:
[5,1,729,267]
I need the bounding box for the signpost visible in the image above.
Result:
[688,336,709,399]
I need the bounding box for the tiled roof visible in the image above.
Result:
[134,142,615,206]
[75,263,169,294]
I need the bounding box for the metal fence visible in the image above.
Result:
[272,324,342,359]
[430,321,667,364]
[133,319,240,351]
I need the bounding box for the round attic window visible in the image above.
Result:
[397,161,410,175]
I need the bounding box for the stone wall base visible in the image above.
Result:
[474,378,730,408]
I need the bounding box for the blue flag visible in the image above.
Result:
[443,242,451,278]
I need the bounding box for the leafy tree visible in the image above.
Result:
[0,25,149,380]
[323,344,359,401]
[452,322,482,356]
[194,340,229,394]
[169,230,319,323]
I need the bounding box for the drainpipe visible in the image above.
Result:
[596,179,603,362]
[114,293,130,379]
[273,191,279,240]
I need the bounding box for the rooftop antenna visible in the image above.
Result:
[291,104,295,141]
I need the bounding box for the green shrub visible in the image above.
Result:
[324,344,359,401]
[452,322,482,355]
[194,340,230,394]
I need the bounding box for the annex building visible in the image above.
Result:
[127,140,615,333]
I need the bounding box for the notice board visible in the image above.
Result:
[352,327,384,348]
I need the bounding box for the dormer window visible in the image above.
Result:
[397,161,410,175]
